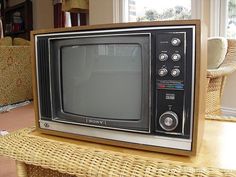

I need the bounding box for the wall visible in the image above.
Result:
[7,0,54,30]
[31,0,53,29]
[89,0,113,25]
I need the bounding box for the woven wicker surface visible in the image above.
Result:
[0,128,236,177]
[206,77,226,115]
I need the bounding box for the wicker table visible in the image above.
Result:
[1,120,236,177]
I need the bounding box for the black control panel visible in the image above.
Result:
[155,30,193,138]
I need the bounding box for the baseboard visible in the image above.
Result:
[221,107,236,116]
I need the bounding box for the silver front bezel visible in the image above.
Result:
[35,25,196,150]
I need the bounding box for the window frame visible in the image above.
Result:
[116,0,201,23]
[210,0,228,37]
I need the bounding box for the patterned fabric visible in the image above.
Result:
[0,46,32,106]
[0,37,12,46]
[13,38,30,46]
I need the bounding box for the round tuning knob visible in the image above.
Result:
[159,111,178,131]
[171,38,181,46]
[171,68,180,77]
[159,53,168,61]
[158,68,168,77]
[171,53,181,61]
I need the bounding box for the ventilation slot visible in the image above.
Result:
[37,39,52,118]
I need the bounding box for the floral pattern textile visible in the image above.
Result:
[0,46,32,106]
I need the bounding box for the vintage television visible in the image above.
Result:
[32,20,207,156]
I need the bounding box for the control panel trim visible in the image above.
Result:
[40,120,192,150]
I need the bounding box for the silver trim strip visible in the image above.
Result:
[48,39,54,117]
[48,32,150,41]
[40,120,192,150]
[35,37,42,119]
[182,31,187,134]
[190,26,196,139]
[52,118,150,134]
[35,26,195,38]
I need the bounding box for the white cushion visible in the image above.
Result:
[207,37,228,69]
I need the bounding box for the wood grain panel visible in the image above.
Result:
[31,20,207,156]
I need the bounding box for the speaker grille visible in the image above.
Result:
[37,38,52,118]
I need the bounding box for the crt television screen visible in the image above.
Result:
[61,44,142,120]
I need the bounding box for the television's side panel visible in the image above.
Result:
[191,21,207,155]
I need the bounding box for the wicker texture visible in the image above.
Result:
[0,46,32,106]
[206,39,236,116]
[0,128,236,177]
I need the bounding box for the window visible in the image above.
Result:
[227,0,236,38]
[123,0,192,22]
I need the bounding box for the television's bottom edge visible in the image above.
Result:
[39,120,193,154]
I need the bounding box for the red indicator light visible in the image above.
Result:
[159,84,165,88]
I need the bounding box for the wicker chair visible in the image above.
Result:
[206,39,236,116]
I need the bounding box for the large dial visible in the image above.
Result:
[159,111,179,131]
